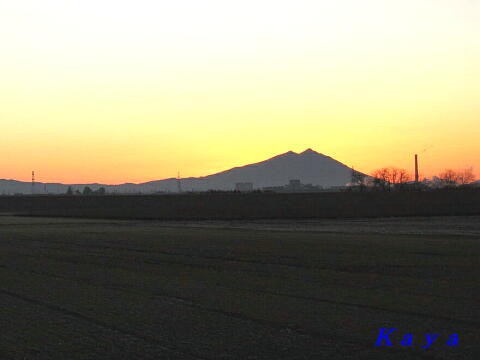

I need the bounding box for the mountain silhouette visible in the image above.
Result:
[0,149,363,194]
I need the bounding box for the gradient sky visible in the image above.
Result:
[1,0,479,184]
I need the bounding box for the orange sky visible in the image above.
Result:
[0,0,479,184]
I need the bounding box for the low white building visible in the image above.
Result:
[235,182,254,192]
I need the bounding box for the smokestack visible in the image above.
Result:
[414,154,419,183]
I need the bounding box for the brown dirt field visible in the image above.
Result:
[0,216,478,359]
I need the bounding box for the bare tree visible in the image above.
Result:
[372,168,391,190]
[438,169,458,185]
[372,167,412,190]
[397,168,411,186]
[437,168,475,186]
[456,167,475,185]
[351,168,366,186]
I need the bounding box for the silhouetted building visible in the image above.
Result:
[235,182,253,192]
[264,180,324,193]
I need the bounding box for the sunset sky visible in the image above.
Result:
[1,0,479,184]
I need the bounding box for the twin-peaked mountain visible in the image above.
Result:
[136,149,361,192]
[0,149,364,194]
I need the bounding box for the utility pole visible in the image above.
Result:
[31,171,35,195]
[177,172,182,193]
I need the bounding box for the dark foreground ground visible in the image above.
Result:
[0,216,478,359]
[1,190,480,220]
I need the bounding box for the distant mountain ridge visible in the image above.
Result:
[0,149,363,194]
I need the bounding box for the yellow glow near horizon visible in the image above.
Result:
[1,0,479,184]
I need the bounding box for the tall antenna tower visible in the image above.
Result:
[31,171,35,195]
[414,154,419,183]
[177,171,182,193]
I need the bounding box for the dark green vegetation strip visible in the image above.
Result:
[1,189,480,220]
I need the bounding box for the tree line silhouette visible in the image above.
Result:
[368,167,476,191]
[66,186,106,196]
[62,168,476,195]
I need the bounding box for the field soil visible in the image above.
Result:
[0,216,478,359]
